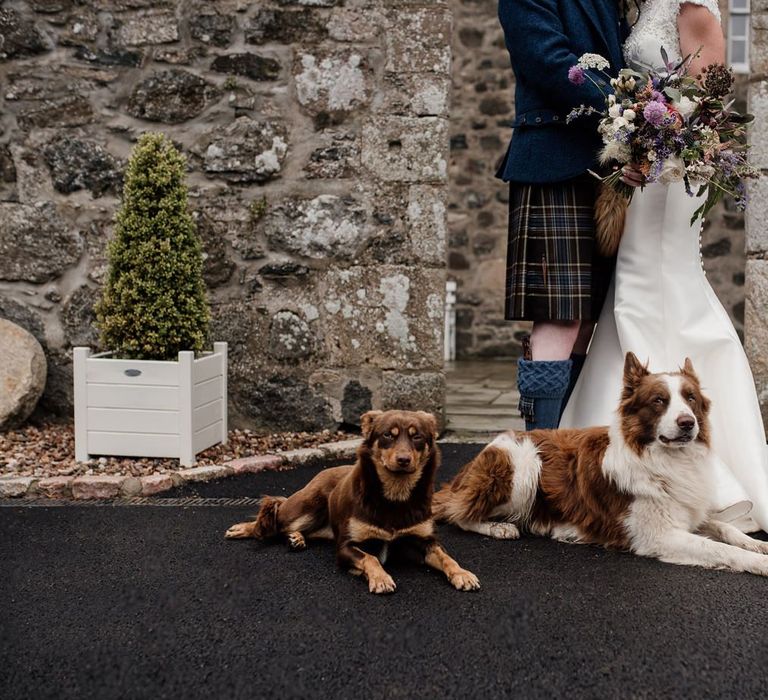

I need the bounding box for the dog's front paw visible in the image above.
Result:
[225,522,255,539]
[368,573,397,594]
[449,568,481,591]
[489,522,520,540]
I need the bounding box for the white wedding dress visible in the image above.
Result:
[560,0,768,532]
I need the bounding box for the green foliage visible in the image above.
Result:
[95,132,210,360]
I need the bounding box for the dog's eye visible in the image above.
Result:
[654,396,666,405]
[382,431,393,440]
[687,394,696,404]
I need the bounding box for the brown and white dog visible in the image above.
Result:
[225,410,480,594]
[434,352,768,576]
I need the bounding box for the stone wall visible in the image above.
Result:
[746,0,768,427]
[448,0,747,359]
[0,0,451,431]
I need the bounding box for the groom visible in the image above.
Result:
[496,0,629,430]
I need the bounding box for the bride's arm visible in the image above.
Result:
[677,2,726,77]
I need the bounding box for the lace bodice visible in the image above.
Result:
[623,0,721,68]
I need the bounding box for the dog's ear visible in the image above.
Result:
[360,410,384,439]
[415,411,439,440]
[623,351,649,396]
[680,357,699,383]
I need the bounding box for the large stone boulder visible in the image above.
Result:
[0,319,47,430]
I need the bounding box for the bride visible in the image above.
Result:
[560,0,768,532]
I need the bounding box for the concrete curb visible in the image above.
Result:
[1,438,363,500]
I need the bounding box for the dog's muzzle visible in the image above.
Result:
[659,413,698,446]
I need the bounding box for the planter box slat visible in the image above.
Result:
[193,399,223,432]
[87,407,179,434]
[87,431,180,458]
[193,420,223,454]
[86,358,180,386]
[193,353,222,384]
[75,343,228,466]
[193,376,223,408]
[87,384,179,411]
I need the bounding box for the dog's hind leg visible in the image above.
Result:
[225,495,287,539]
[286,531,307,551]
[454,520,520,540]
[699,520,768,556]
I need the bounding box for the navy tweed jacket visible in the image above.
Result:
[496,0,629,184]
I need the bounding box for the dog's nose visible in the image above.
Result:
[677,414,695,432]
[396,455,412,468]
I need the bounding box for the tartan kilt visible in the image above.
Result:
[504,174,614,322]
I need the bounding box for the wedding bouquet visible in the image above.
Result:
[567,51,758,226]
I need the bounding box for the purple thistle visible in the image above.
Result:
[651,90,667,103]
[644,101,668,126]
[568,65,586,86]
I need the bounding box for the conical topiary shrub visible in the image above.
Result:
[95,132,210,360]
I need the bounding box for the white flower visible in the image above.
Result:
[623,109,636,121]
[612,116,629,129]
[577,53,611,71]
[608,104,622,118]
[658,156,686,184]
[676,96,697,119]
[647,150,657,162]
[600,141,632,165]
[687,162,715,180]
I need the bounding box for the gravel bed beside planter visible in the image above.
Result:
[0,423,362,500]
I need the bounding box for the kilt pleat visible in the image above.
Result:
[504,175,614,322]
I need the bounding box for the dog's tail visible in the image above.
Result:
[252,495,287,539]
[431,486,454,522]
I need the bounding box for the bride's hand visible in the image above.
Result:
[620,164,645,188]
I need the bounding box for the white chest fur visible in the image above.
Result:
[603,424,716,551]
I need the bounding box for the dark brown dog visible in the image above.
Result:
[225,410,480,594]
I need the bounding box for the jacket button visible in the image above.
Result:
[535,117,542,123]
[553,115,559,121]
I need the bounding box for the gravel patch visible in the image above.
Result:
[0,422,358,480]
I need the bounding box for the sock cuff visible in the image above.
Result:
[517,358,573,398]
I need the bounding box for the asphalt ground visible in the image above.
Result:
[2,443,768,700]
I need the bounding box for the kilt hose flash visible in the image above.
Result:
[504,174,615,322]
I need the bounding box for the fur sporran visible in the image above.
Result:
[594,183,628,257]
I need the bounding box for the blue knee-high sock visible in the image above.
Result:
[560,353,587,421]
[517,358,572,431]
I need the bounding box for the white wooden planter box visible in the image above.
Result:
[73,342,228,467]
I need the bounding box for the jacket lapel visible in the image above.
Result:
[574,0,623,72]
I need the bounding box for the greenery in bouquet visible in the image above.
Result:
[567,50,759,223]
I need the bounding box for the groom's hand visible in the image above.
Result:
[620,164,645,188]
